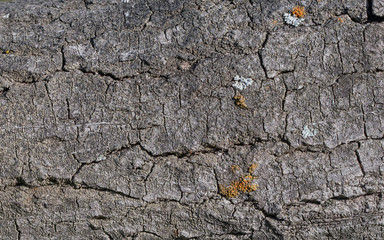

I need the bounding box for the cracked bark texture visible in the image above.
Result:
[0,0,383,239]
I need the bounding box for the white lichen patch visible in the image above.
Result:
[232,75,253,91]
[96,155,106,162]
[283,13,304,27]
[122,0,130,3]
[302,125,318,139]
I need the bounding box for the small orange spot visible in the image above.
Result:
[338,17,343,23]
[273,20,278,24]
[233,94,247,109]
[292,6,306,18]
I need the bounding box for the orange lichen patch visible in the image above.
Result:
[338,17,343,23]
[233,94,247,109]
[292,6,306,18]
[231,164,240,172]
[273,20,278,24]
[219,174,259,198]
[248,163,258,174]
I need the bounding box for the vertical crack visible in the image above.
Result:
[361,106,368,138]
[44,82,58,125]
[162,104,168,135]
[138,0,155,32]
[258,32,270,79]
[355,142,366,176]
[367,0,374,21]
[213,169,220,194]
[335,35,345,74]
[60,45,68,72]
[102,227,114,240]
[14,219,21,240]
[0,87,9,99]
[281,78,288,112]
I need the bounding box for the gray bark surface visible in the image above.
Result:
[0,0,383,239]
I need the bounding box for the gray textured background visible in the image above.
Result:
[0,0,384,239]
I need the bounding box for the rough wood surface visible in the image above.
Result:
[0,0,383,239]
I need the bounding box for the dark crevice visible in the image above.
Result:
[14,173,141,200]
[329,191,383,201]
[299,199,322,205]
[83,0,92,9]
[60,45,69,72]
[97,70,121,81]
[15,177,32,188]
[47,177,73,186]
[263,218,284,240]
[233,138,269,147]
[141,0,154,32]
[65,98,71,120]
[91,215,110,220]
[141,230,164,239]
[90,37,96,49]
[71,163,85,186]
[213,169,220,195]
[281,78,288,112]
[136,142,228,159]
[78,67,121,81]
[102,229,114,240]
[248,200,284,222]
[367,0,384,22]
[354,142,366,176]
[329,195,350,201]
[14,219,21,240]
[0,87,9,99]
[258,32,270,79]
[228,230,248,236]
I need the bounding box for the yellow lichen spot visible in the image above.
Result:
[338,17,343,23]
[249,183,259,191]
[273,20,278,24]
[219,163,259,198]
[5,50,9,54]
[292,6,306,18]
[233,94,247,109]
[219,184,240,198]
[231,164,240,172]
[248,163,258,174]
[219,173,258,198]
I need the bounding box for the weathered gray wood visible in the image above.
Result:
[0,0,383,239]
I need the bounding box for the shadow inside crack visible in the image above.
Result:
[367,0,384,22]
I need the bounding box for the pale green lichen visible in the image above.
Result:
[302,125,318,138]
